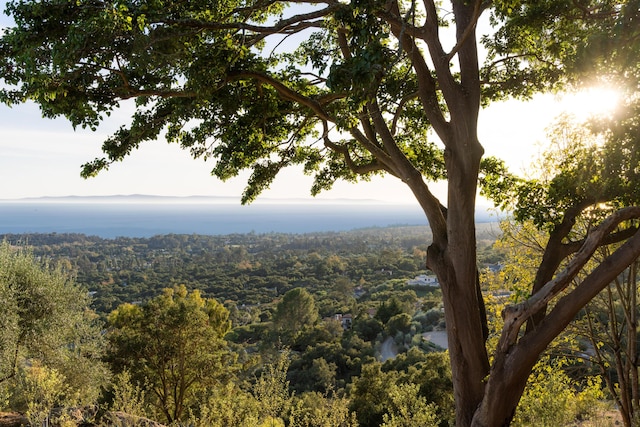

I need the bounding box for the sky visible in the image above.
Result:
[0,4,621,205]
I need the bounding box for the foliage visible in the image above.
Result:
[3,0,640,423]
[482,114,640,231]
[0,227,435,315]
[109,370,148,420]
[375,297,408,325]
[348,363,394,427]
[106,285,233,423]
[272,288,320,345]
[349,356,452,427]
[188,382,261,427]
[16,362,68,427]
[381,383,439,427]
[0,241,107,413]
[513,357,604,427]
[254,351,294,423]
[289,391,358,427]
[382,349,454,425]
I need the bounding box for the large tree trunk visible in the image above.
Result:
[424,121,490,424]
[393,2,640,425]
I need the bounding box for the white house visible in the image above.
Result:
[407,274,439,287]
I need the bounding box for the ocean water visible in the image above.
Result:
[0,200,429,238]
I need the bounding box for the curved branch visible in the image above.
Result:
[517,219,640,363]
[165,5,337,37]
[367,100,408,170]
[563,225,640,255]
[322,131,391,176]
[347,126,396,169]
[366,99,447,241]
[501,206,640,351]
[391,91,418,135]
[526,199,602,332]
[227,70,333,122]
[446,0,484,62]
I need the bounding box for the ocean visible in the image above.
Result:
[0,198,431,238]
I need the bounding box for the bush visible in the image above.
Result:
[513,358,604,427]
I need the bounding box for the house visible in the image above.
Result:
[407,274,439,287]
[328,313,353,330]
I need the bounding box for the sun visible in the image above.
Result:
[558,86,621,121]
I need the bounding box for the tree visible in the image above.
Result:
[381,382,440,427]
[0,241,106,407]
[106,285,233,423]
[574,258,640,427]
[289,391,358,427]
[272,287,319,344]
[2,0,640,424]
[253,351,293,425]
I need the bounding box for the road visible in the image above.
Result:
[422,331,449,349]
[380,336,398,361]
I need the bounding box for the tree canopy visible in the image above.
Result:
[106,285,233,423]
[2,0,640,425]
[0,241,107,412]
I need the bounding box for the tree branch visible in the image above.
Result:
[322,129,391,176]
[446,0,484,62]
[381,3,451,144]
[391,91,418,135]
[501,206,640,351]
[165,5,337,38]
[227,71,332,122]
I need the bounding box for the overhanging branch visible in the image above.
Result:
[227,70,333,122]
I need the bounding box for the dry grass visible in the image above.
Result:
[572,410,623,427]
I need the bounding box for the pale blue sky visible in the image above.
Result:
[0,2,620,204]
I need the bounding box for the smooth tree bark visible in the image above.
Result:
[2,0,639,425]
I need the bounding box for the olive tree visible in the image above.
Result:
[0,241,106,409]
[2,1,640,424]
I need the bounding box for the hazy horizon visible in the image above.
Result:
[1,194,413,204]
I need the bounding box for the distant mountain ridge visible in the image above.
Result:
[4,194,399,205]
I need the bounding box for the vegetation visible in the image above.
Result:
[106,285,233,423]
[0,226,450,315]
[0,242,107,425]
[0,224,628,426]
[2,0,640,423]
[0,227,462,426]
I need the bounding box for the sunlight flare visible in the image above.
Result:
[559,86,621,120]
